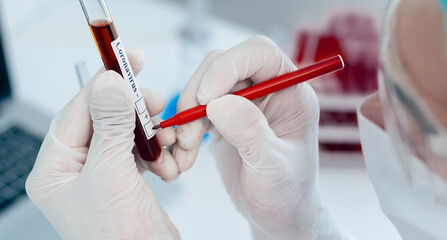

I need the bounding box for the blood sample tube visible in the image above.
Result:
[79,0,161,161]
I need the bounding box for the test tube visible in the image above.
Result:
[79,0,161,161]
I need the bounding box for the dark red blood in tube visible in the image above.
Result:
[89,19,161,161]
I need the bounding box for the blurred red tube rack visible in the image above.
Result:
[294,10,379,159]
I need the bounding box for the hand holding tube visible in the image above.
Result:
[26,50,180,240]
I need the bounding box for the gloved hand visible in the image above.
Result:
[26,49,180,240]
[174,36,347,239]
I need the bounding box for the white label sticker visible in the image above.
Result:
[111,37,155,139]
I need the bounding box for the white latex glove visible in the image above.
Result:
[174,36,347,239]
[26,49,180,240]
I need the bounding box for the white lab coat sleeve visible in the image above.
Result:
[358,94,447,240]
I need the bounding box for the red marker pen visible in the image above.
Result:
[154,55,344,129]
[80,0,161,161]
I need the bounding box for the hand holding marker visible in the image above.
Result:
[153,55,344,129]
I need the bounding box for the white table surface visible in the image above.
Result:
[0,0,401,239]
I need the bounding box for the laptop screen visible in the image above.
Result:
[0,21,11,101]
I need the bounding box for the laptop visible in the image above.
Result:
[0,6,60,240]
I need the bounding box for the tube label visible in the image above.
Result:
[111,37,155,139]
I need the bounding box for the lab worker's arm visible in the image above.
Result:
[173,36,349,240]
[26,50,180,240]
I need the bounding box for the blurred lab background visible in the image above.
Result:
[0,0,401,239]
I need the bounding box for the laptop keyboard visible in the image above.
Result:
[0,126,42,212]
